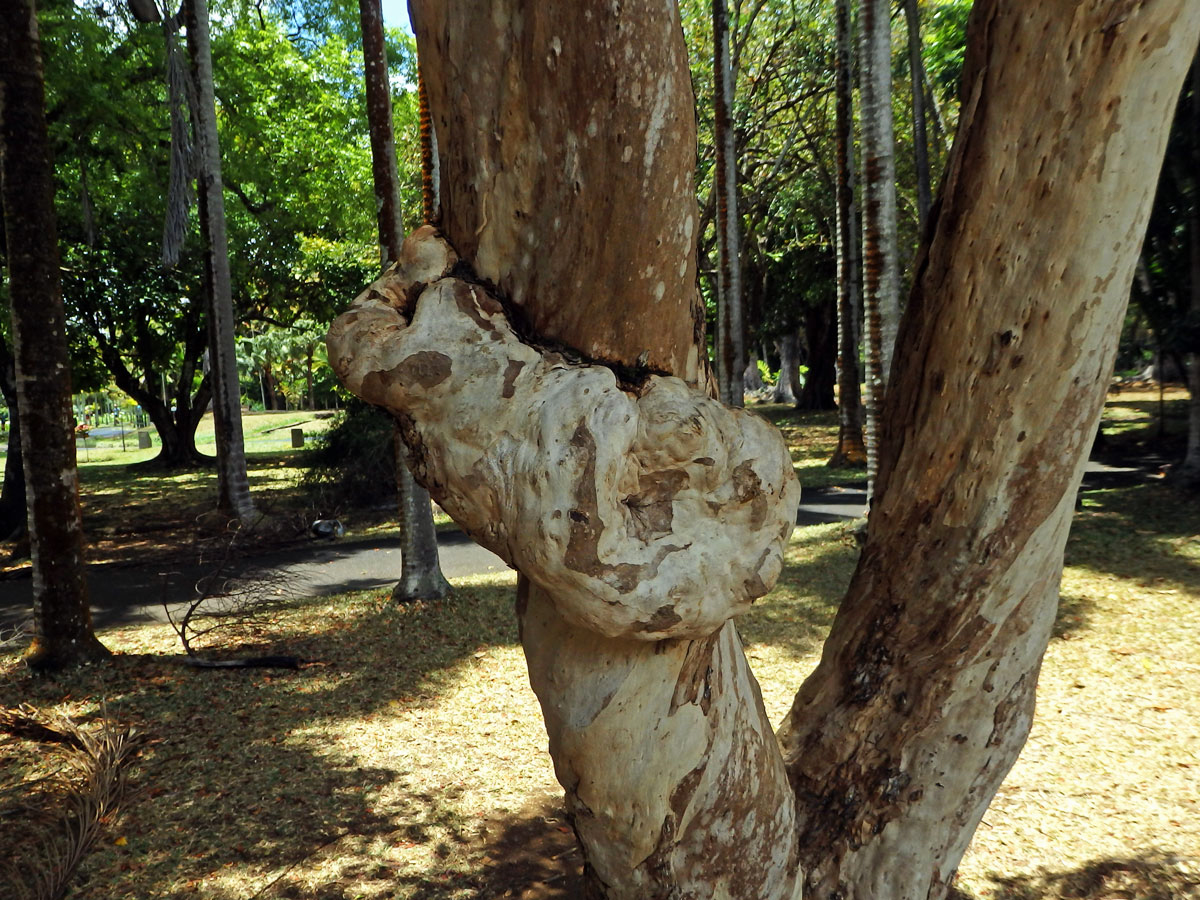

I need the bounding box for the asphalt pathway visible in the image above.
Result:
[0,460,1149,636]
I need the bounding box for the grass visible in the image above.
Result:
[1,390,1198,898]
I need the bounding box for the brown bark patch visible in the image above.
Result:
[502,359,526,399]
[394,351,453,389]
[624,469,688,541]
[563,423,640,594]
[669,632,719,714]
[732,460,767,529]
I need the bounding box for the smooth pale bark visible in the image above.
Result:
[330,227,800,895]
[0,0,108,669]
[183,0,254,521]
[713,0,744,408]
[358,0,451,602]
[860,0,900,496]
[829,0,867,468]
[337,3,802,894]
[904,0,932,233]
[779,3,1200,896]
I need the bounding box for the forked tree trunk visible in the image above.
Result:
[329,1,1200,896]
[860,0,900,498]
[183,0,255,522]
[358,0,450,602]
[0,0,109,669]
[829,0,867,469]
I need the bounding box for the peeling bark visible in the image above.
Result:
[329,229,798,642]
[330,2,1200,897]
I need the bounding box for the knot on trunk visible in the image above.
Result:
[328,227,800,640]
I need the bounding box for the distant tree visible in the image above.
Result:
[860,0,900,497]
[182,0,254,521]
[829,0,866,467]
[358,0,450,602]
[0,0,109,669]
[712,0,744,406]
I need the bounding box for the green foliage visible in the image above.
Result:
[300,398,397,510]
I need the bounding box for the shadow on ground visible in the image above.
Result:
[952,853,1200,899]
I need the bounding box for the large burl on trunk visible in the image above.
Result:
[329,1,1200,897]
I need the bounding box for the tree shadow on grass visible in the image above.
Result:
[0,579,524,899]
[951,852,1200,899]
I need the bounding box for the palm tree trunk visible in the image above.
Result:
[860,0,900,497]
[713,0,744,407]
[183,0,254,521]
[359,0,450,602]
[830,0,867,468]
[0,0,108,669]
[904,0,932,233]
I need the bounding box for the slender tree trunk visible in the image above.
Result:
[713,0,744,407]
[0,0,108,669]
[358,0,450,602]
[860,0,901,499]
[183,0,254,521]
[830,0,867,469]
[772,331,800,404]
[904,0,932,233]
[331,1,1199,896]
[780,4,1200,896]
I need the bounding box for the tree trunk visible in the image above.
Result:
[830,0,867,469]
[772,331,800,405]
[0,0,109,669]
[860,0,900,498]
[1180,54,1200,485]
[779,3,1200,896]
[713,0,744,408]
[358,0,451,603]
[183,0,254,522]
[0,338,27,541]
[904,0,932,234]
[797,295,837,412]
[329,1,1200,897]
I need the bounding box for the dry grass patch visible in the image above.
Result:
[2,391,1198,898]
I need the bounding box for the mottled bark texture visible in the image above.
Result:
[333,3,800,894]
[0,0,108,669]
[779,2,1200,897]
[184,0,255,521]
[330,1,1199,897]
[358,0,451,602]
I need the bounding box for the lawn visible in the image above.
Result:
[0,391,1197,899]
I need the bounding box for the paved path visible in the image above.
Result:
[0,460,1150,636]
